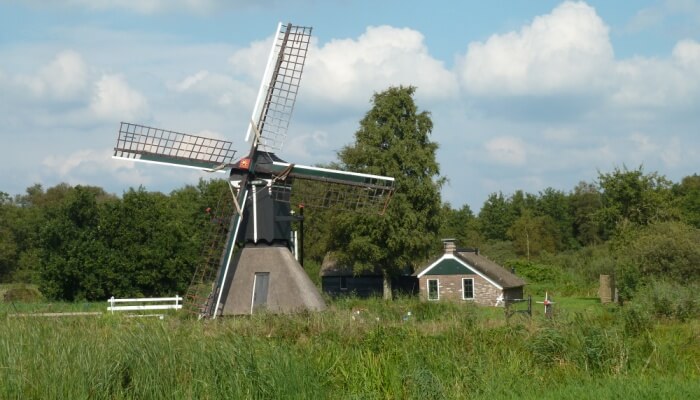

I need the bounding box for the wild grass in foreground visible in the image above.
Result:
[1,297,698,399]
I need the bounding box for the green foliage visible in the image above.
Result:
[331,86,443,282]
[620,304,653,337]
[633,281,699,321]
[672,174,700,228]
[476,240,517,266]
[569,181,603,245]
[596,166,674,237]
[2,285,42,302]
[613,221,700,299]
[478,192,515,241]
[507,260,563,284]
[507,210,559,257]
[439,202,479,248]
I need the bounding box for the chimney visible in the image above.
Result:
[442,238,457,254]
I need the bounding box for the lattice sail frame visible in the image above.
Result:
[268,163,396,215]
[114,122,236,171]
[247,23,312,153]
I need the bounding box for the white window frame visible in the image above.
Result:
[427,278,439,301]
[462,278,474,300]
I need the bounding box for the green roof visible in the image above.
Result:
[424,258,475,275]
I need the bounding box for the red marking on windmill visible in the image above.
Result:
[239,158,251,170]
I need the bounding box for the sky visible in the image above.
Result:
[0,0,699,211]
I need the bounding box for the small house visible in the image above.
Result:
[413,239,525,306]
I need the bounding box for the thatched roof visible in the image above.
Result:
[455,250,525,289]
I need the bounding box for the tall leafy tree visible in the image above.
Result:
[507,209,558,258]
[0,193,18,281]
[535,187,575,250]
[40,185,111,300]
[569,181,603,245]
[596,166,674,237]
[439,203,479,248]
[478,192,515,241]
[330,86,443,298]
[673,174,700,228]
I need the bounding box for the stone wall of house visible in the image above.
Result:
[418,274,504,306]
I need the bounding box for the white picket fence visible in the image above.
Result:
[107,295,183,315]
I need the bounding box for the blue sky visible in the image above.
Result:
[1,0,698,211]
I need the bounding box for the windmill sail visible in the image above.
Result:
[264,160,395,215]
[113,122,236,171]
[247,23,312,152]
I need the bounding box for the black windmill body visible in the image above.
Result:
[113,23,395,318]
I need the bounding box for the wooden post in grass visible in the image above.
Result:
[537,292,555,318]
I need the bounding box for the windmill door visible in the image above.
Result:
[252,272,270,312]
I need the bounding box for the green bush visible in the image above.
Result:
[508,260,563,284]
[634,281,699,321]
[620,305,653,336]
[3,285,42,302]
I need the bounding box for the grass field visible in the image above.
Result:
[1,295,698,399]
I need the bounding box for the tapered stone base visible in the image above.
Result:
[218,244,326,315]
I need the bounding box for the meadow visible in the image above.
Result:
[1,292,699,399]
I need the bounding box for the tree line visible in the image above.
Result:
[1,86,698,301]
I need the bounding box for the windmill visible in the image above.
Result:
[112,23,395,318]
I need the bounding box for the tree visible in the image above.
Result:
[613,221,700,300]
[439,203,479,248]
[673,174,700,228]
[596,166,674,237]
[39,185,110,300]
[330,86,443,298]
[507,210,558,258]
[478,192,515,241]
[569,181,602,245]
[535,187,575,250]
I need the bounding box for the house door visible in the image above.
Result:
[251,272,270,313]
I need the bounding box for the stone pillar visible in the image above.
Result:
[598,274,615,304]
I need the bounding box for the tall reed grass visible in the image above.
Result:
[1,296,698,399]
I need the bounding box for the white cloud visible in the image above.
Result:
[43,149,109,176]
[610,39,700,109]
[228,37,272,80]
[170,70,255,108]
[458,1,613,96]
[42,148,150,187]
[284,129,329,160]
[672,39,700,69]
[484,136,526,165]
[90,74,149,120]
[16,50,88,100]
[303,25,458,106]
[225,24,457,115]
[174,70,209,92]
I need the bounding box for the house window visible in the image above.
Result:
[427,279,439,300]
[462,278,474,300]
